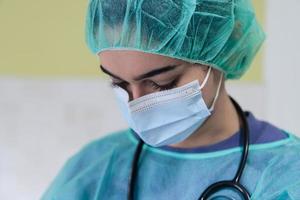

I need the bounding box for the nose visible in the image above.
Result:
[128,84,147,101]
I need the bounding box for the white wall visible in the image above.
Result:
[0,79,125,200]
[1,0,300,199]
[264,0,300,134]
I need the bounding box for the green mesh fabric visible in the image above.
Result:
[85,0,265,79]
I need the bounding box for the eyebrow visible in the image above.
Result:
[99,64,178,81]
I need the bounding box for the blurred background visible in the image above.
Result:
[0,0,299,199]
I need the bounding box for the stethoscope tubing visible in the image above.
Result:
[199,96,250,199]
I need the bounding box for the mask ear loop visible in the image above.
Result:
[209,72,223,112]
[199,66,212,90]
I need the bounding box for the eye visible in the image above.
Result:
[110,81,128,90]
[146,78,179,91]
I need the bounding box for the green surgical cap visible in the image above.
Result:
[85,0,266,79]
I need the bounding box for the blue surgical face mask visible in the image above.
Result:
[113,67,223,147]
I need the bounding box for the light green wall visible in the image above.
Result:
[0,0,99,77]
[0,0,265,81]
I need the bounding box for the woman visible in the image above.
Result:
[42,0,300,199]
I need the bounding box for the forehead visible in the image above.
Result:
[98,50,185,73]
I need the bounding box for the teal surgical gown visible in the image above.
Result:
[41,124,300,199]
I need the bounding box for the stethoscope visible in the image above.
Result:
[127,96,251,200]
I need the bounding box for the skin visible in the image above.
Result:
[98,50,241,148]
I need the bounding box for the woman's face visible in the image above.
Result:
[98,50,220,104]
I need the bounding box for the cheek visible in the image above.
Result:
[178,67,217,106]
[176,67,207,86]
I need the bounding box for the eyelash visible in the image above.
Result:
[110,78,178,91]
[110,81,128,89]
[147,79,178,91]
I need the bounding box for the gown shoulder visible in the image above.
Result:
[41,128,134,200]
[251,132,300,200]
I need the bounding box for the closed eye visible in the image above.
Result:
[110,81,128,89]
[110,77,179,92]
[145,78,179,91]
